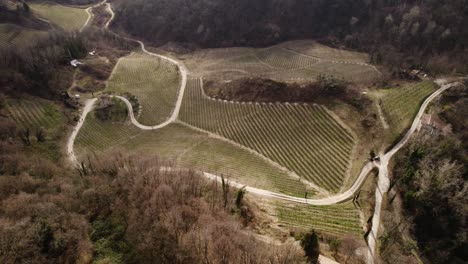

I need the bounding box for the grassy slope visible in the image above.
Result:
[378,81,438,143]
[0,23,46,48]
[280,40,370,63]
[6,98,64,135]
[75,113,309,197]
[30,2,88,31]
[180,78,356,192]
[180,41,379,83]
[273,199,362,236]
[106,52,180,126]
[5,97,65,160]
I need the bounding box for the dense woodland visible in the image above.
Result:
[0,112,306,263]
[391,85,468,263]
[112,0,468,74]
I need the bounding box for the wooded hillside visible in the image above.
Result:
[112,0,468,74]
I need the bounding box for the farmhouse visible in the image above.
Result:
[70,59,83,67]
[419,114,451,135]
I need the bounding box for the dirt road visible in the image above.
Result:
[366,80,459,264]
[67,5,460,263]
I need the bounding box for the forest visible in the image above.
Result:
[391,85,468,263]
[112,0,468,74]
[0,113,305,263]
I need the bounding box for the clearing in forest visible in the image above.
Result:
[75,112,311,197]
[30,2,89,31]
[106,52,180,126]
[5,98,64,137]
[179,78,357,193]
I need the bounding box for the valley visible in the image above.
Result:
[0,1,466,263]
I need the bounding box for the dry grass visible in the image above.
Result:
[106,52,180,125]
[30,2,89,31]
[179,40,379,84]
[0,23,47,48]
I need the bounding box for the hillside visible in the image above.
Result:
[112,0,468,74]
[0,1,467,263]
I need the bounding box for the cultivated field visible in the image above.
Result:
[0,23,46,48]
[180,78,357,192]
[30,2,89,31]
[279,40,370,63]
[379,81,437,141]
[5,98,64,136]
[106,52,180,125]
[180,41,380,83]
[74,111,142,154]
[256,46,320,69]
[75,113,310,197]
[274,200,362,235]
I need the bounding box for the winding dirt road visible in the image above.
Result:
[80,0,108,32]
[68,4,460,263]
[366,80,458,263]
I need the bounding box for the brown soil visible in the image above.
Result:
[90,3,111,28]
[204,77,322,103]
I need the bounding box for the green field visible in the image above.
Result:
[0,23,46,48]
[275,200,362,235]
[379,81,437,140]
[180,79,357,192]
[5,98,65,160]
[75,112,310,197]
[106,52,180,125]
[6,98,64,135]
[30,2,89,31]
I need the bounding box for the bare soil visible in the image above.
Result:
[203,77,322,103]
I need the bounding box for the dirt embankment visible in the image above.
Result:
[204,77,323,103]
[90,3,111,28]
[204,77,372,108]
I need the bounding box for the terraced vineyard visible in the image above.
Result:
[193,53,272,77]
[106,53,180,125]
[180,79,357,192]
[274,200,362,235]
[380,81,437,139]
[259,61,378,83]
[182,41,380,83]
[0,24,46,48]
[280,40,370,63]
[75,114,310,197]
[5,98,64,136]
[256,47,319,69]
[30,3,88,31]
[74,111,142,154]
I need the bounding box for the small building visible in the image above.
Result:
[419,114,452,135]
[70,59,83,67]
[401,69,429,80]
